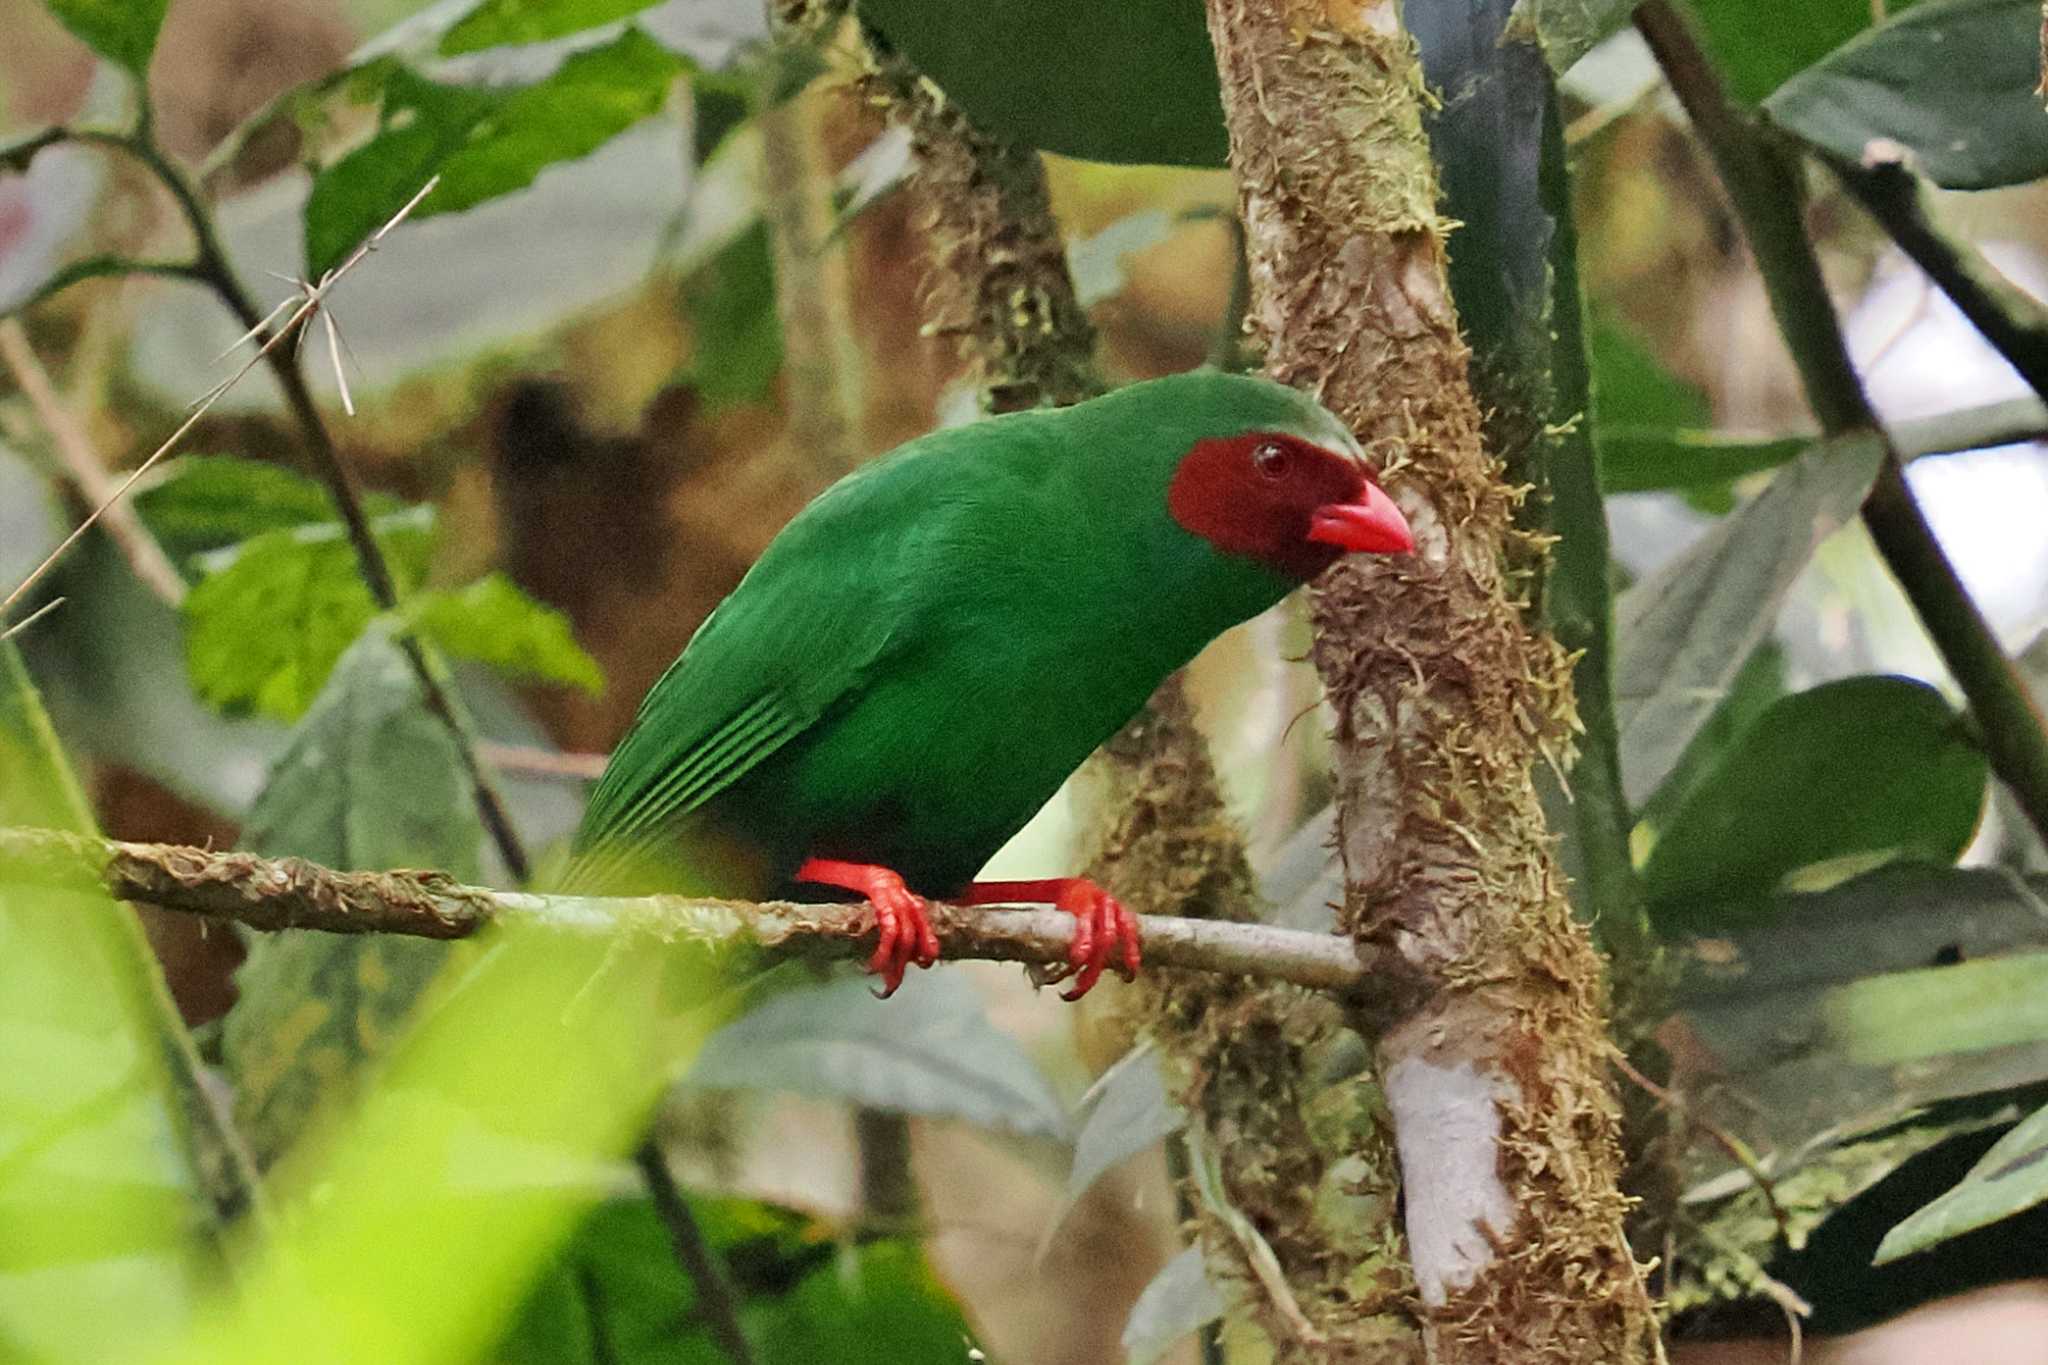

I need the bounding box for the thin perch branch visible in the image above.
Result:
[0,826,1380,996]
[476,742,609,782]
[0,255,200,319]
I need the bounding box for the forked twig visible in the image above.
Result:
[0,177,439,630]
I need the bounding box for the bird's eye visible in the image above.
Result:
[1252,441,1289,479]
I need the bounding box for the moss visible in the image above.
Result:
[1208,0,1662,1358]
[855,34,1100,413]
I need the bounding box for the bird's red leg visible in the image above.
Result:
[961,878,1141,1000]
[793,857,939,997]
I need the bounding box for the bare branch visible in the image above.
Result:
[0,826,1380,996]
[0,595,66,644]
[1637,0,2048,851]
[0,177,439,628]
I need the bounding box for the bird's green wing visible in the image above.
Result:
[579,686,800,850]
[569,564,885,890]
[568,407,1075,891]
[568,443,969,882]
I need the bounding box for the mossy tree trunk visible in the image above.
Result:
[1205,1,1663,1359]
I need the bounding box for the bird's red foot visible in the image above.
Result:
[794,857,939,997]
[963,877,1141,1001]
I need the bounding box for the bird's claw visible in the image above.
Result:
[1049,879,1141,1001]
[864,871,939,998]
[793,857,939,997]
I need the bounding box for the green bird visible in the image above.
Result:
[573,371,1412,997]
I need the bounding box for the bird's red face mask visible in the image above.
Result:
[1168,430,1415,580]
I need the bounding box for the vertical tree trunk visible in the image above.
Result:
[1205,1,1662,1359]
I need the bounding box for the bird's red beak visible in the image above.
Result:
[1308,480,1414,555]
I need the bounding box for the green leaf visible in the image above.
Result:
[688,973,1068,1137]
[1642,676,1987,932]
[1663,867,2048,1305]
[1614,431,1885,808]
[220,625,481,1166]
[431,28,687,213]
[693,70,754,163]
[1599,429,1809,494]
[1690,0,1893,107]
[1590,315,1711,429]
[1070,1045,1186,1200]
[1876,1100,2048,1263]
[439,0,666,54]
[1768,0,2046,191]
[304,28,686,278]
[407,573,604,695]
[0,646,234,1358]
[1665,867,2048,1306]
[170,912,714,1365]
[1828,951,2048,1068]
[1633,640,1785,834]
[857,0,1229,166]
[1677,868,2048,1158]
[40,0,167,77]
[751,1229,983,1363]
[135,455,402,564]
[301,69,500,282]
[181,513,432,722]
[684,221,782,408]
[1124,1245,1234,1365]
[1589,320,1754,509]
[1600,392,2048,494]
[500,1195,985,1364]
[497,1196,821,1365]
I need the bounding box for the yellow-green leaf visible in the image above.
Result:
[181,516,431,722]
[409,574,604,695]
